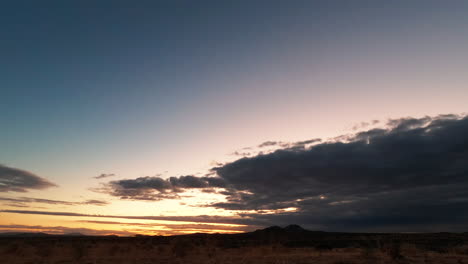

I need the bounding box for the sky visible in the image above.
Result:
[1,1,468,235]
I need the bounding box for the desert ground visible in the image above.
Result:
[2,226,468,264]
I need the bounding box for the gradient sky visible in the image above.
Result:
[1,1,468,235]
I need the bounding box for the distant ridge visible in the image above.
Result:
[63,232,85,237]
[0,226,314,238]
[2,227,468,252]
[0,232,84,237]
[0,232,53,237]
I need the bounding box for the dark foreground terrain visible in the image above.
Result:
[2,225,468,264]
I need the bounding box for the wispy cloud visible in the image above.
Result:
[235,138,322,157]
[0,165,57,192]
[257,141,279,148]
[0,224,135,236]
[77,220,253,232]
[0,209,266,225]
[0,197,109,207]
[93,173,115,179]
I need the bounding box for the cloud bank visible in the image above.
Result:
[211,114,468,231]
[95,113,468,231]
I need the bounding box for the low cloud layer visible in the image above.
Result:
[0,165,57,192]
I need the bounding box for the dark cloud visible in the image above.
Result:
[93,173,115,179]
[96,175,226,201]
[0,197,109,206]
[170,175,226,189]
[0,165,57,192]
[210,114,468,231]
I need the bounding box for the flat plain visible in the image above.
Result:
[2,226,468,264]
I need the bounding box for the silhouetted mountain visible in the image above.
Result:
[284,224,307,232]
[246,225,321,245]
[253,225,312,235]
[255,225,284,233]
